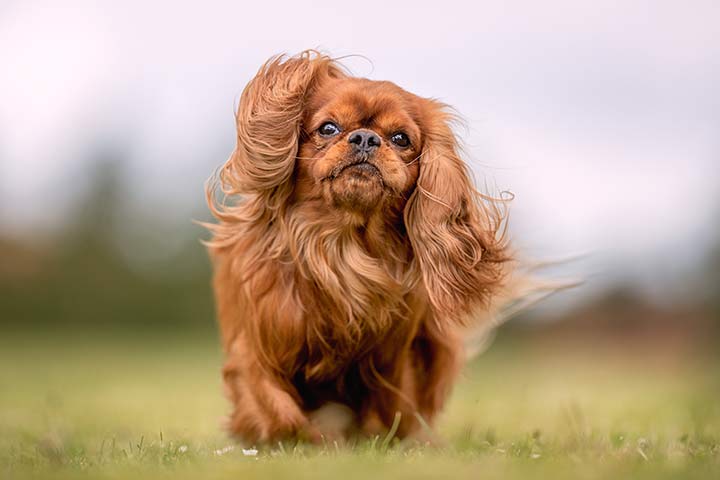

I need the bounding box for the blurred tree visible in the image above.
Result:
[0,148,215,337]
[703,232,720,336]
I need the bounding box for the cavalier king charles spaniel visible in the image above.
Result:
[206,51,510,445]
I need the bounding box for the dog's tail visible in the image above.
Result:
[463,256,584,359]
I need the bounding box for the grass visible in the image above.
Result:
[0,330,718,479]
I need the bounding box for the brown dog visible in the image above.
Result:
[206,51,509,444]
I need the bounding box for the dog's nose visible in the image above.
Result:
[348,129,381,153]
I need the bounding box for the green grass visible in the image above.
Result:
[1,331,718,479]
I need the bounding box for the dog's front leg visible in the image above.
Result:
[221,334,320,445]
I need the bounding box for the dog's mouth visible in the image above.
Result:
[323,158,386,210]
[328,159,382,180]
[343,162,380,176]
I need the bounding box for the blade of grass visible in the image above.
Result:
[381,412,402,451]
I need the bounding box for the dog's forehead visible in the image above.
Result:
[309,78,421,127]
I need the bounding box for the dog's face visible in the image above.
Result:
[297,78,423,214]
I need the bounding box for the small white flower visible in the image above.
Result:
[178,445,188,454]
[242,448,258,456]
[214,445,236,456]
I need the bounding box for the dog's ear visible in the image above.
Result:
[219,51,344,210]
[405,100,509,325]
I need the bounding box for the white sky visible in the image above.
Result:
[1,0,719,302]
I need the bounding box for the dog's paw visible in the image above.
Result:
[307,402,355,444]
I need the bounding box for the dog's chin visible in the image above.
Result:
[326,163,384,212]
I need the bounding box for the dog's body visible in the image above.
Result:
[207,52,509,444]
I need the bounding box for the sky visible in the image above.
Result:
[1,0,719,304]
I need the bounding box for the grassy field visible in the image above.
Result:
[1,331,718,479]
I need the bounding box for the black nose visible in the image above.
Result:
[348,129,381,153]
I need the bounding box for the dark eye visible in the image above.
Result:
[318,122,341,137]
[390,132,410,148]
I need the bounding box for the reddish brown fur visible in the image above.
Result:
[206,51,509,444]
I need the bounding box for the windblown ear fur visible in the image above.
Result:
[406,101,510,324]
[217,51,345,211]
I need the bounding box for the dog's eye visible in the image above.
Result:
[390,132,410,148]
[318,122,341,137]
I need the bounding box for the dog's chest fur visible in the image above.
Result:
[291,223,422,382]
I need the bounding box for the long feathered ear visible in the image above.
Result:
[406,101,510,325]
[216,51,344,213]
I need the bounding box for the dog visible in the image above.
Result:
[205,51,510,444]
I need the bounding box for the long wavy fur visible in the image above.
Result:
[205,51,511,444]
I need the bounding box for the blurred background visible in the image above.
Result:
[1,0,718,345]
[1,2,719,474]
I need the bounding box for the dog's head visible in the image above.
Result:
[214,51,508,322]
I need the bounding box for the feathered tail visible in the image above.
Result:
[463,256,585,358]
